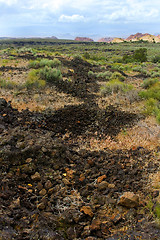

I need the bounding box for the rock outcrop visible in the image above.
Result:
[112,38,124,43]
[126,33,160,43]
[98,37,114,43]
[126,33,149,41]
[75,37,94,42]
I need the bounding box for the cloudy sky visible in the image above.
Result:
[0,0,160,39]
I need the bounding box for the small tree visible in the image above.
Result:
[133,48,147,62]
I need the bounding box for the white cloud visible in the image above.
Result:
[0,0,160,37]
[99,0,160,23]
[59,14,85,22]
[0,0,17,4]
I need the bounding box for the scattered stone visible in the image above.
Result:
[111,214,122,224]
[37,182,43,191]
[66,227,77,239]
[98,181,109,191]
[48,187,54,195]
[26,158,32,163]
[45,180,53,189]
[108,183,115,188]
[37,202,46,210]
[97,174,107,183]
[80,206,94,217]
[118,192,139,208]
[31,172,41,181]
[9,197,20,209]
[90,218,101,230]
[39,188,47,196]
[62,178,70,185]
[152,190,159,198]
[0,98,7,110]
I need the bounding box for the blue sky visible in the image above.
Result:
[0,0,160,39]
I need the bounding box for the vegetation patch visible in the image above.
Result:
[100,79,133,96]
[28,58,61,69]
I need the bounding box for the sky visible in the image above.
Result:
[0,0,160,39]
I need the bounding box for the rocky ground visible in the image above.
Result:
[0,55,160,239]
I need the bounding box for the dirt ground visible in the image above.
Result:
[0,54,160,239]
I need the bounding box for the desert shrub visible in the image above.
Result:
[54,51,60,56]
[139,82,160,101]
[83,52,90,59]
[25,78,46,89]
[111,63,124,71]
[143,98,159,115]
[156,111,160,124]
[112,56,123,63]
[110,71,125,81]
[152,55,160,63]
[88,71,96,77]
[73,54,82,61]
[25,69,46,89]
[139,82,160,123]
[96,71,112,79]
[28,60,40,69]
[0,78,17,89]
[39,66,62,83]
[151,71,160,78]
[124,89,141,103]
[18,47,34,54]
[9,56,15,60]
[133,66,142,72]
[100,79,133,96]
[122,54,134,63]
[29,58,61,69]
[141,78,159,89]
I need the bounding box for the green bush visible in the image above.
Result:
[39,66,62,83]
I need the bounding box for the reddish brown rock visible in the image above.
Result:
[118,192,139,208]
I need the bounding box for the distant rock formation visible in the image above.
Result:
[98,37,114,43]
[126,33,149,41]
[126,33,160,43]
[51,36,58,39]
[112,38,124,43]
[75,37,94,42]
[45,36,58,39]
